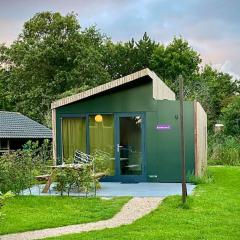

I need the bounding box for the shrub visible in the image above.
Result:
[54,150,111,196]
[55,165,96,197]
[0,191,14,209]
[0,191,14,219]
[0,140,53,194]
[0,150,35,194]
[208,134,240,166]
[23,139,52,174]
[221,96,240,136]
[93,150,112,175]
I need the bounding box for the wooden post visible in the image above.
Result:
[179,75,187,203]
[52,108,57,165]
[7,139,10,153]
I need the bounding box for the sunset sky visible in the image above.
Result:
[0,0,239,79]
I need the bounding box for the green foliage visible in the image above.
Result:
[23,139,52,171]
[55,151,111,196]
[0,191,14,220]
[187,170,213,185]
[0,11,238,133]
[198,66,239,130]
[208,134,240,166]
[0,192,14,209]
[103,32,158,79]
[93,150,112,175]
[221,96,240,136]
[0,140,52,194]
[54,167,93,196]
[0,150,35,194]
[0,12,109,124]
[151,37,201,92]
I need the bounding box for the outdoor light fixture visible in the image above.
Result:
[95,114,103,123]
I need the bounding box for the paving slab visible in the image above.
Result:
[22,182,195,197]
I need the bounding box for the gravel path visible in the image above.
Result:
[0,197,163,240]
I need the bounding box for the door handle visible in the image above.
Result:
[117,144,123,152]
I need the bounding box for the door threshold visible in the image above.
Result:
[120,182,139,184]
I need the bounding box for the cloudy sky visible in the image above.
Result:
[0,0,239,78]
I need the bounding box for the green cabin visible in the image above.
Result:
[51,68,207,182]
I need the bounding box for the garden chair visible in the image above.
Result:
[74,150,107,195]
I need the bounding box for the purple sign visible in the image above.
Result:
[156,124,171,130]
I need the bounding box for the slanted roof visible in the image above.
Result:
[0,111,52,139]
[51,68,176,109]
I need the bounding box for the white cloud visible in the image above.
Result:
[213,60,240,80]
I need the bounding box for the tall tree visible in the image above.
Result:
[0,12,109,123]
[221,96,240,136]
[103,32,158,79]
[198,65,239,129]
[150,37,201,92]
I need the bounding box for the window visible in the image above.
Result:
[62,117,86,162]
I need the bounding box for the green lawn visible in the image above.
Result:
[48,166,240,240]
[0,196,130,235]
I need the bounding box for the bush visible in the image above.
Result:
[0,191,14,219]
[93,150,112,175]
[208,134,240,166]
[0,140,52,194]
[0,192,14,208]
[0,150,35,194]
[221,96,240,136]
[55,164,96,197]
[54,150,111,196]
[23,139,52,174]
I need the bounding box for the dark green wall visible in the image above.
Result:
[146,101,194,182]
[55,78,195,182]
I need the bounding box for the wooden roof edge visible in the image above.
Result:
[148,70,176,100]
[194,101,207,116]
[51,68,174,109]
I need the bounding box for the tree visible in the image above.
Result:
[198,65,239,129]
[221,96,240,136]
[0,11,238,132]
[102,32,158,79]
[0,12,109,123]
[150,37,201,92]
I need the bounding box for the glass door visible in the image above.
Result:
[116,114,145,182]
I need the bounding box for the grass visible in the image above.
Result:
[0,196,130,235]
[47,166,240,240]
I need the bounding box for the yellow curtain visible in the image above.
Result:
[62,118,86,162]
[89,115,115,175]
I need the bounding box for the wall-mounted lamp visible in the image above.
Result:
[95,114,103,123]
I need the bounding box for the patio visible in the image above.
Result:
[23,182,195,197]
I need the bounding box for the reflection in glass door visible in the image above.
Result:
[89,114,115,175]
[118,115,143,176]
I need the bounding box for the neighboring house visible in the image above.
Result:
[51,68,207,183]
[0,111,52,154]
